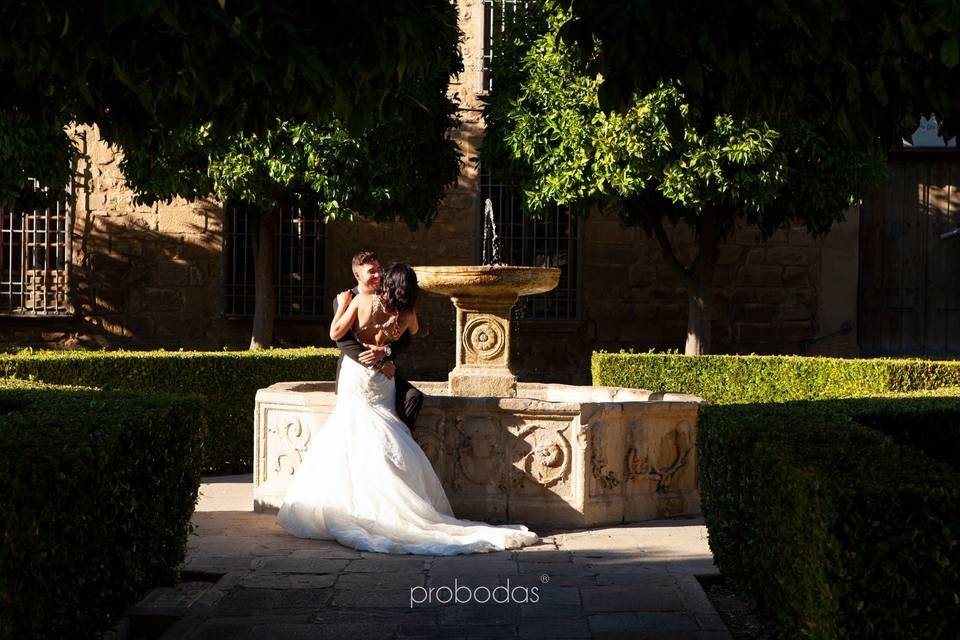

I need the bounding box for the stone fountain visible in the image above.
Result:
[414,265,559,398]
[253,265,704,527]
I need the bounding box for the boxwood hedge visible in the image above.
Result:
[0,348,339,473]
[0,380,205,640]
[699,389,960,639]
[593,352,960,637]
[591,351,960,403]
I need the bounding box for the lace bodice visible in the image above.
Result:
[356,295,402,343]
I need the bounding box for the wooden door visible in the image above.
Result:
[859,155,960,355]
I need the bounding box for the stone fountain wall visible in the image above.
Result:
[254,382,702,528]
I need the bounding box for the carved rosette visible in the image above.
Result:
[274,417,312,476]
[462,315,506,363]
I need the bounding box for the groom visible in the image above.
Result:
[332,250,424,431]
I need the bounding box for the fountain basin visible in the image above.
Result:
[414,265,561,299]
[254,382,704,527]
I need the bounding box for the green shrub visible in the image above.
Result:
[0,380,204,640]
[591,351,960,403]
[0,347,339,472]
[594,352,960,636]
[850,387,960,473]
[699,392,960,639]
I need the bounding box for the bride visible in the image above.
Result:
[277,262,539,555]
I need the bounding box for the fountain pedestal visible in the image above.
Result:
[414,266,561,398]
[450,296,516,397]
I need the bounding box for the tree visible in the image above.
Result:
[553,0,960,149]
[0,0,462,348]
[120,64,461,348]
[0,0,460,206]
[482,6,885,354]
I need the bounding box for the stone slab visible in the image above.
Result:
[152,476,730,640]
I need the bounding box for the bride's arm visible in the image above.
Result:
[404,309,419,336]
[329,294,361,341]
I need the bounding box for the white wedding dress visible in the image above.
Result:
[277,356,539,555]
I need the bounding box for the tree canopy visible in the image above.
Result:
[115,32,462,348]
[482,5,885,353]
[554,0,960,149]
[120,79,461,229]
[0,0,460,206]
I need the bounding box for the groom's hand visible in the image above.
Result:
[359,344,386,365]
[380,361,396,380]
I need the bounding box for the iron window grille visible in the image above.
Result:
[479,170,580,321]
[224,206,326,318]
[481,0,524,91]
[0,179,72,316]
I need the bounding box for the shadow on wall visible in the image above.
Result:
[68,200,226,349]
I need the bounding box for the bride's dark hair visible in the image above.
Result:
[378,262,419,312]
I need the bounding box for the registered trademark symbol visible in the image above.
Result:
[540,574,549,583]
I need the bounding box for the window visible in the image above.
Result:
[479,170,580,320]
[224,206,326,318]
[482,0,524,91]
[0,179,72,315]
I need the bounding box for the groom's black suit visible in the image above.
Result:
[333,287,424,431]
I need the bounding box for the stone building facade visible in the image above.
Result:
[0,1,879,381]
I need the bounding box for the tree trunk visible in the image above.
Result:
[249,207,278,350]
[684,206,721,355]
[639,202,724,355]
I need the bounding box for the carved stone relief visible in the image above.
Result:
[625,420,694,493]
[453,416,504,490]
[511,423,572,490]
[589,424,621,493]
[413,414,445,469]
[273,415,312,477]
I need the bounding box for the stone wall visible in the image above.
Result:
[0,124,328,351]
[578,210,858,357]
[0,125,231,350]
[0,0,861,381]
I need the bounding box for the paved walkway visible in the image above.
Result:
[156,475,730,640]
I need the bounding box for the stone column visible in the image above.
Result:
[449,295,517,397]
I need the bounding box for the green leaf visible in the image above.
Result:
[868,68,888,106]
[941,37,959,68]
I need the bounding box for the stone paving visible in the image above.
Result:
[157,475,731,640]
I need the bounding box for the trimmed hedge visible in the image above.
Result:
[0,380,205,640]
[596,352,960,636]
[699,389,960,639]
[851,390,960,472]
[0,347,339,472]
[592,351,960,403]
